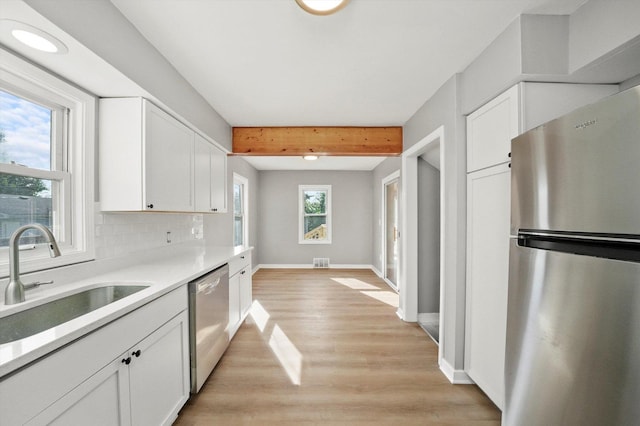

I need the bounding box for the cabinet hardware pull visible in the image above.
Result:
[241,270,246,275]
[147,203,154,209]
[132,349,142,358]
[240,256,245,259]
[122,357,132,365]
[508,152,511,158]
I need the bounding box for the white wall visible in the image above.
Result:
[258,170,373,266]
[404,74,467,373]
[569,1,640,73]
[25,0,231,149]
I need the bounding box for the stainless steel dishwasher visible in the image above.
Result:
[188,263,229,393]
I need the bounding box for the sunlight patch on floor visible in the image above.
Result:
[360,290,399,308]
[269,324,303,386]
[331,277,379,290]
[249,299,303,386]
[249,299,270,332]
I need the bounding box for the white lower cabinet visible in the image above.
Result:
[228,251,252,339]
[465,163,511,410]
[0,287,189,426]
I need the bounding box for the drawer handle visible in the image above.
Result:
[240,256,245,259]
[241,270,246,275]
[132,349,142,358]
[122,357,131,365]
[146,203,154,209]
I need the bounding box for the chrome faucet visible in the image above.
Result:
[4,224,61,305]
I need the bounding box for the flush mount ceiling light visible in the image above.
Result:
[295,0,350,16]
[0,20,68,54]
[303,155,319,161]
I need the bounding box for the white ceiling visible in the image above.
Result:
[2,0,589,171]
[110,0,588,127]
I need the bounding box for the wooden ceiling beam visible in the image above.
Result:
[232,126,402,156]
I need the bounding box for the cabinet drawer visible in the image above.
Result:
[229,252,251,277]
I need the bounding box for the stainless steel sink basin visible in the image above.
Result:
[0,285,148,345]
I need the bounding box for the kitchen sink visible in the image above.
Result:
[0,284,149,345]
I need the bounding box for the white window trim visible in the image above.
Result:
[233,172,249,248]
[298,184,332,245]
[0,47,95,278]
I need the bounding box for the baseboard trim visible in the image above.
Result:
[439,358,474,384]
[417,312,440,323]
[371,265,383,278]
[257,264,376,270]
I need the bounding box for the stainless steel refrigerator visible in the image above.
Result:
[505,85,640,425]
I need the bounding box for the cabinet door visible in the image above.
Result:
[194,133,212,212]
[465,163,511,410]
[129,311,190,426]
[239,267,252,318]
[210,143,227,213]
[229,273,241,338]
[467,85,520,172]
[26,357,131,426]
[144,101,194,211]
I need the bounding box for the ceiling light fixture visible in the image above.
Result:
[1,20,68,54]
[303,155,319,161]
[295,0,350,16]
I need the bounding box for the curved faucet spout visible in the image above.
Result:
[4,224,61,305]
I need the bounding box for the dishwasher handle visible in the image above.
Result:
[197,277,221,294]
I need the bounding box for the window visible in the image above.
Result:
[299,185,331,244]
[233,173,248,248]
[0,48,95,277]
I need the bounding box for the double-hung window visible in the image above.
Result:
[0,48,95,277]
[233,173,248,248]
[299,185,331,244]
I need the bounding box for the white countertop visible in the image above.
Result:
[0,241,252,378]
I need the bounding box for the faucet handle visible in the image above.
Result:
[24,280,54,291]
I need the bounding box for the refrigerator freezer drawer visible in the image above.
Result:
[505,240,640,426]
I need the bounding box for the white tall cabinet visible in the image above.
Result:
[465,82,618,409]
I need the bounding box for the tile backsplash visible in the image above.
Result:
[95,205,203,259]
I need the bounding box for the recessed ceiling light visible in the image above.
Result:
[295,0,350,16]
[303,155,319,161]
[0,20,68,54]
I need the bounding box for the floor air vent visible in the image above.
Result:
[313,258,330,268]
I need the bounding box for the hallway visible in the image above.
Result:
[175,269,500,425]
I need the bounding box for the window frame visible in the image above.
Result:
[233,172,248,248]
[298,184,332,245]
[0,47,95,278]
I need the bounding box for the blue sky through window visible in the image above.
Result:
[0,90,52,171]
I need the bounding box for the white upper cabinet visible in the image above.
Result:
[100,97,228,213]
[194,133,227,213]
[467,85,520,173]
[100,98,194,212]
[466,83,618,173]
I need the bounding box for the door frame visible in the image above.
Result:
[381,170,400,291]
[400,125,445,364]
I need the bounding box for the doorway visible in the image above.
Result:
[416,154,440,343]
[382,171,400,291]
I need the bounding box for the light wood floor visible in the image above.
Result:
[174,269,501,425]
